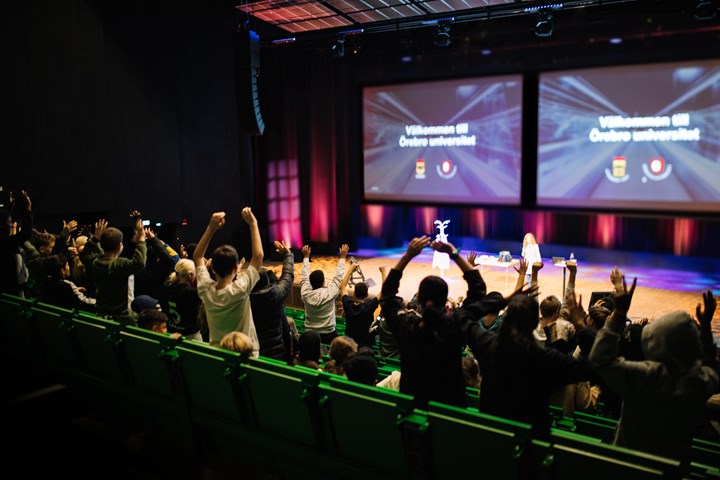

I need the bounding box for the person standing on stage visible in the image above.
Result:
[521,233,541,286]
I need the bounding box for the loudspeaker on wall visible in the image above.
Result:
[235,29,265,135]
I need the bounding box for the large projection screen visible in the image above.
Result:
[363,75,523,205]
[538,59,720,213]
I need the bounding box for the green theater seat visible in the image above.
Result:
[320,376,419,478]
[426,401,532,479]
[31,302,80,373]
[244,357,325,450]
[175,340,251,427]
[545,429,681,480]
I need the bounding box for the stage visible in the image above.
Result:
[266,247,720,340]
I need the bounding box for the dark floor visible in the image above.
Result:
[2,353,279,480]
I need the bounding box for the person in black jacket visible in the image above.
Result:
[0,190,33,297]
[250,240,294,361]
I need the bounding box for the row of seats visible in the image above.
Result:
[1,293,718,479]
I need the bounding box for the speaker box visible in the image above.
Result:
[235,29,265,135]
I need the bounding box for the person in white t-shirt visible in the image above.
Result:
[192,208,263,354]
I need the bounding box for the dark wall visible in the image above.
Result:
[2,0,254,252]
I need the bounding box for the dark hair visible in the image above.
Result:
[498,294,540,350]
[253,269,270,292]
[297,330,321,363]
[417,275,448,328]
[539,295,561,319]
[462,356,481,389]
[344,351,378,386]
[354,282,369,299]
[309,270,325,289]
[211,245,239,278]
[137,309,169,331]
[588,305,612,330]
[324,336,358,375]
[45,254,69,278]
[100,227,124,253]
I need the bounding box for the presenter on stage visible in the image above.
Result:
[521,233,541,286]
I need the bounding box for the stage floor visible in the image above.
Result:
[266,247,720,340]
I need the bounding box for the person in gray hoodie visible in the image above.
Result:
[589,267,718,466]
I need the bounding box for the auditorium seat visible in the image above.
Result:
[175,339,251,426]
[320,375,418,477]
[32,302,81,373]
[545,429,681,479]
[426,401,533,479]
[244,357,325,450]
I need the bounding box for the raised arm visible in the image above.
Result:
[193,212,225,268]
[379,265,387,285]
[382,236,431,299]
[513,258,528,293]
[241,207,263,271]
[431,241,485,304]
[300,245,312,294]
[340,262,359,297]
[52,220,78,255]
[696,290,718,367]
[273,241,294,299]
[531,261,543,288]
[327,244,348,294]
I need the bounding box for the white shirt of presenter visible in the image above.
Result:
[521,233,542,265]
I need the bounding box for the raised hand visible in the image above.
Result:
[348,263,360,272]
[406,236,431,258]
[696,290,717,332]
[566,260,577,276]
[466,251,478,266]
[20,190,32,212]
[532,261,544,272]
[274,240,290,255]
[180,244,188,258]
[514,258,528,276]
[302,245,311,259]
[565,290,587,329]
[94,219,108,240]
[61,220,78,236]
[144,227,155,239]
[613,276,637,315]
[209,212,226,231]
[241,207,257,225]
[610,266,623,292]
[430,240,455,255]
[339,244,350,258]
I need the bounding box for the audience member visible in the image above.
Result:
[379,236,487,408]
[193,209,263,352]
[157,258,202,341]
[220,331,254,360]
[37,254,96,312]
[323,335,358,376]
[0,190,33,297]
[590,271,719,466]
[137,308,181,340]
[340,261,379,349]
[300,244,348,344]
[293,330,322,370]
[250,240,294,361]
[80,217,147,317]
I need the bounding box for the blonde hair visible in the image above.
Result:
[523,233,537,249]
[168,258,195,285]
[220,331,254,360]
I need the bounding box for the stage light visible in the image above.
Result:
[535,12,553,38]
[609,37,623,44]
[331,34,345,57]
[434,21,451,47]
[695,0,719,20]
